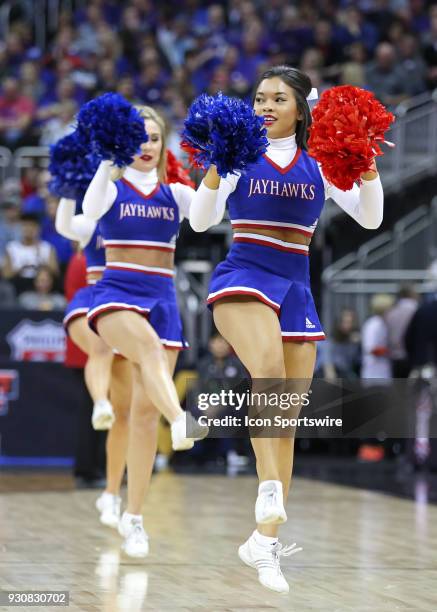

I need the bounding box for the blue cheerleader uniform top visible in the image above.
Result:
[208,148,327,341]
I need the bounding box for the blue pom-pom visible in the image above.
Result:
[181,92,268,176]
[48,131,100,200]
[77,93,148,167]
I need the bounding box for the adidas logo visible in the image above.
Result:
[305,317,315,329]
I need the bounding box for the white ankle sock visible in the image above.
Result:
[258,479,281,494]
[102,491,117,499]
[253,529,278,547]
[124,512,142,523]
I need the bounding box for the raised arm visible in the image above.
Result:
[324,162,384,230]
[55,198,96,247]
[189,165,237,232]
[82,160,118,221]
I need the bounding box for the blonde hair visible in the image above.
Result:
[370,293,394,316]
[110,105,167,182]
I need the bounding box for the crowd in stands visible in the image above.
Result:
[316,286,421,381]
[0,0,437,152]
[1,2,437,315]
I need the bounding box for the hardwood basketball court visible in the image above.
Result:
[0,472,436,611]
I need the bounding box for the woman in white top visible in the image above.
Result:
[3,213,58,293]
[56,198,132,530]
[188,66,385,594]
[82,105,208,558]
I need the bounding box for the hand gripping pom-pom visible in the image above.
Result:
[48,131,100,200]
[308,85,395,191]
[77,93,148,167]
[181,92,268,177]
[166,150,195,187]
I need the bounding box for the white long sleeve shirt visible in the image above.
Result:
[82,162,195,222]
[55,198,96,248]
[189,134,384,232]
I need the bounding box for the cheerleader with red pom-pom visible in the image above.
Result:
[188,66,392,594]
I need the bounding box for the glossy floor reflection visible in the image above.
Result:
[0,473,436,610]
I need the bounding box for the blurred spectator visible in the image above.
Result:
[386,285,419,377]
[0,76,35,148]
[405,296,437,368]
[0,279,16,308]
[75,4,107,55]
[336,6,378,54]
[366,1,399,40]
[319,308,361,380]
[361,293,395,379]
[275,5,313,65]
[95,58,119,93]
[311,20,344,69]
[0,199,22,263]
[157,16,196,69]
[36,77,80,124]
[386,18,408,49]
[422,5,437,89]
[197,332,246,382]
[2,213,59,294]
[300,48,324,74]
[235,31,267,84]
[194,332,250,469]
[118,5,151,70]
[340,42,367,87]
[397,33,427,96]
[39,99,77,145]
[365,42,409,107]
[135,61,169,105]
[20,167,40,199]
[4,32,25,72]
[41,195,73,270]
[19,60,44,102]
[1,177,21,201]
[116,76,137,102]
[18,265,66,311]
[22,170,50,218]
[358,293,395,463]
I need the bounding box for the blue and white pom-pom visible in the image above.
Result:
[48,131,100,200]
[77,93,148,167]
[181,92,268,176]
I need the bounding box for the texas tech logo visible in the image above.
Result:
[0,370,19,416]
[6,319,66,362]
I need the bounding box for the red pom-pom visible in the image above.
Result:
[308,86,395,191]
[180,140,204,169]
[166,150,195,187]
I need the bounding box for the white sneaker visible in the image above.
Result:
[255,480,287,525]
[171,412,209,451]
[118,512,149,558]
[238,531,302,594]
[92,399,115,430]
[96,492,121,529]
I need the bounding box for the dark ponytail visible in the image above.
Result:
[254,65,312,150]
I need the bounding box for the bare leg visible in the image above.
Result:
[96,311,184,424]
[279,342,317,499]
[213,297,285,482]
[260,341,317,537]
[69,316,113,403]
[126,349,178,515]
[105,356,132,496]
